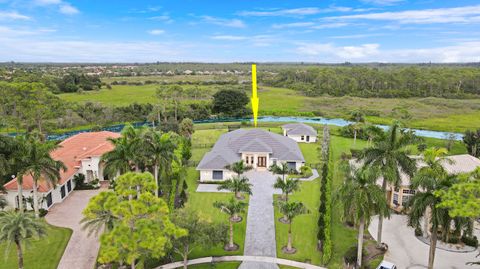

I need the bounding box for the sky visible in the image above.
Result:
[0,0,480,63]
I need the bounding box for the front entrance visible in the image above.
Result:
[257,156,267,168]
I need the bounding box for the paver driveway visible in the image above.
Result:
[369,214,480,269]
[46,189,103,269]
[238,171,280,269]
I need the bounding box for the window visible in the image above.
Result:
[67,180,72,192]
[212,170,223,180]
[402,189,415,195]
[393,193,399,205]
[60,185,66,199]
[272,159,277,166]
[46,193,53,208]
[306,136,310,142]
[301,136,304,140]
[287,162,296,171]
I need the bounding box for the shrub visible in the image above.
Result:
[73,173,86,187]
[39,208,48,218]
[300,166,313,177]
[414,227,423,236]
[447,237,459,244]
[461,235,478,247]
[344,245,367,265]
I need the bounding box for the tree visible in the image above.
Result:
[16,135,66,218]
[277,201,308,254]
[407,148,457,269]
[213,197,248,251]
[0,211,47,269]
[217,175,252,200]
[269,163,290,181]
[273,177,300,201]
[350,110,365,145]
[337,164,388,268]
[212,89,249,117]
[0,195,7,209]
[179,118,195,138]
[95,172,186,269]
[171,209,227,269]
[143,129,177,195]
[81,192,118,236]
[359,122,417,245]
[463,129,480,157]
[225,160,252,176]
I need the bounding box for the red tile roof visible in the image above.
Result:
[3,131,120,193]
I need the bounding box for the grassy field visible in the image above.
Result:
[58,79,480,133]
[0,222,72,269]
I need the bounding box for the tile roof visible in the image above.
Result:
[4,131,120,193]
[282,123,317,136]
[197,128,304,170]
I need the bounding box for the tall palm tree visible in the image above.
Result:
[350,110,365,145]
[1,135,24,211]
[214,197,248,250]
[102,133,137,180]
[269,163,290,181]
[277,201,308,253]
[17,136,66,218]
[217,175,252,200]
[359,121,417,245]
[225,160,252,176]
[273,177,300,201]
[81,192,118,236]
[407,147,457,269]
[337,164,389,268]
[121,125,148,171]
[0,211,46,269]
[143,129,177,195]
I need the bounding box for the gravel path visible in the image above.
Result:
[46,189,103,269]
[239,171,280,269]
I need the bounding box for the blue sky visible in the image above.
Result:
[1,0,479,62]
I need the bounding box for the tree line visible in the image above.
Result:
[260,66,480,98]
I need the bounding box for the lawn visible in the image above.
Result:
[0,222,72,269]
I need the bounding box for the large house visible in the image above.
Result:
[196,128,305,181]
[281,123,317,143]
[3,131,120,210]
[354,154,480,212]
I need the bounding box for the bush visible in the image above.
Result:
[300,166,313,177]
[344,245,367,265]
[39,208,48,217]
[414,227,423,236]
[73,173,86,187]
[461,235,478,247]
[447,237,459,244]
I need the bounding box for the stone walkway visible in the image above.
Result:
[238,171,279,269]
[297,169,319,181]
[46,189,103,269]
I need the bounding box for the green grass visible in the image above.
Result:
[188,262,241,269]
[0,222,72,269]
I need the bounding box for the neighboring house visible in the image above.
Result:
[197,128,305,181]
[3,131,120,210]
[353,154,480,212]
[281,123,317,143]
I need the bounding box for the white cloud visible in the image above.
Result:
[295,42,480,62]
[200,16,246,28]
[272,22,315,29]
[271,22,350,30]
[148,29,165,35]
[59,3,79,15]
[238,6,374,17]
[361,0,404,6]
[34,0,62,5]
[149,14,174,24]
[326,5,480,24]
[0,10,30,20]
[211,35,247,41]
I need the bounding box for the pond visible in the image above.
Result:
[19,116,463,141]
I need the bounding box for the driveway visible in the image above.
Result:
[46,189,103,269]
[238,171,280,269]
[368,214,480,269]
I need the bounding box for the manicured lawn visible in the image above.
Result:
[0,222,72,269]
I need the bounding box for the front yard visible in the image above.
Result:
[0,222,72,269]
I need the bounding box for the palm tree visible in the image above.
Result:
[121,125,148,171]
[337,164,389,268]
[273,177,300,201]
[0,211,46,269]
[143,129,177,195]
[214,197,248,250]
[1,135,24,211]
[225,160,252,176]
[277,201,308,253]
[81,192,117,236]
[359,121,417,245]
[17,136,66,218]
[350,110,365,145]
[269,163,290,181]
[217,175,252,200]
[102,132,138,180]
[407,147,457,269]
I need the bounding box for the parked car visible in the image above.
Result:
[376,261,397,269]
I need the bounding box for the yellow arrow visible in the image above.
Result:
[251,64,259,127]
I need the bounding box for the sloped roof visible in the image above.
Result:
[197,128,305,170]
[4,131,120,193]
[282,123,317,136]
